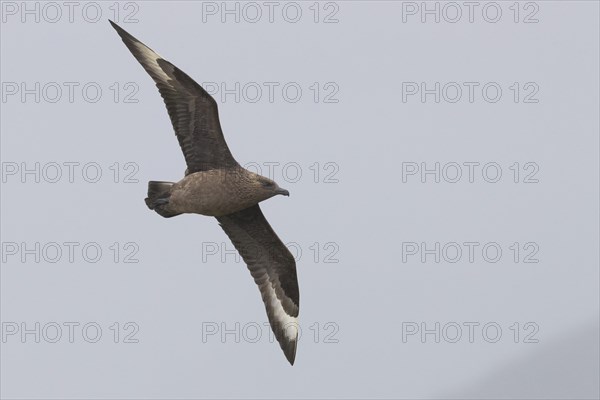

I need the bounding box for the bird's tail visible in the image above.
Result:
[144,181,181,218]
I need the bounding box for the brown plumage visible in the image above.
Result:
[110,20,299,365]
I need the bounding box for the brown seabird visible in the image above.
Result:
[110,21,300,365]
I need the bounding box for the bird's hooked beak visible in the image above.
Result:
[276,188,290,197]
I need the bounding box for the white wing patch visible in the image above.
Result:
[264,281,298,341]
[128,40,172,84]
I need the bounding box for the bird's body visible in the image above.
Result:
[149,167,287,217]
[110,20,300,365]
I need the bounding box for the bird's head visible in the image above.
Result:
[253,175,290,199]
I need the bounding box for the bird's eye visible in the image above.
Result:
[262,181,274,188]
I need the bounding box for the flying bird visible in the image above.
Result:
[109,21,300,365]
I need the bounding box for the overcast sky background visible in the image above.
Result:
[1,1,599,399]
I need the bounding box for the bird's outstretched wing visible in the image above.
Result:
[216,205,300,365]
[110,21,238,173]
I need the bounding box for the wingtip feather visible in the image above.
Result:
[108,19,122,33]
[284,337,298,365]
